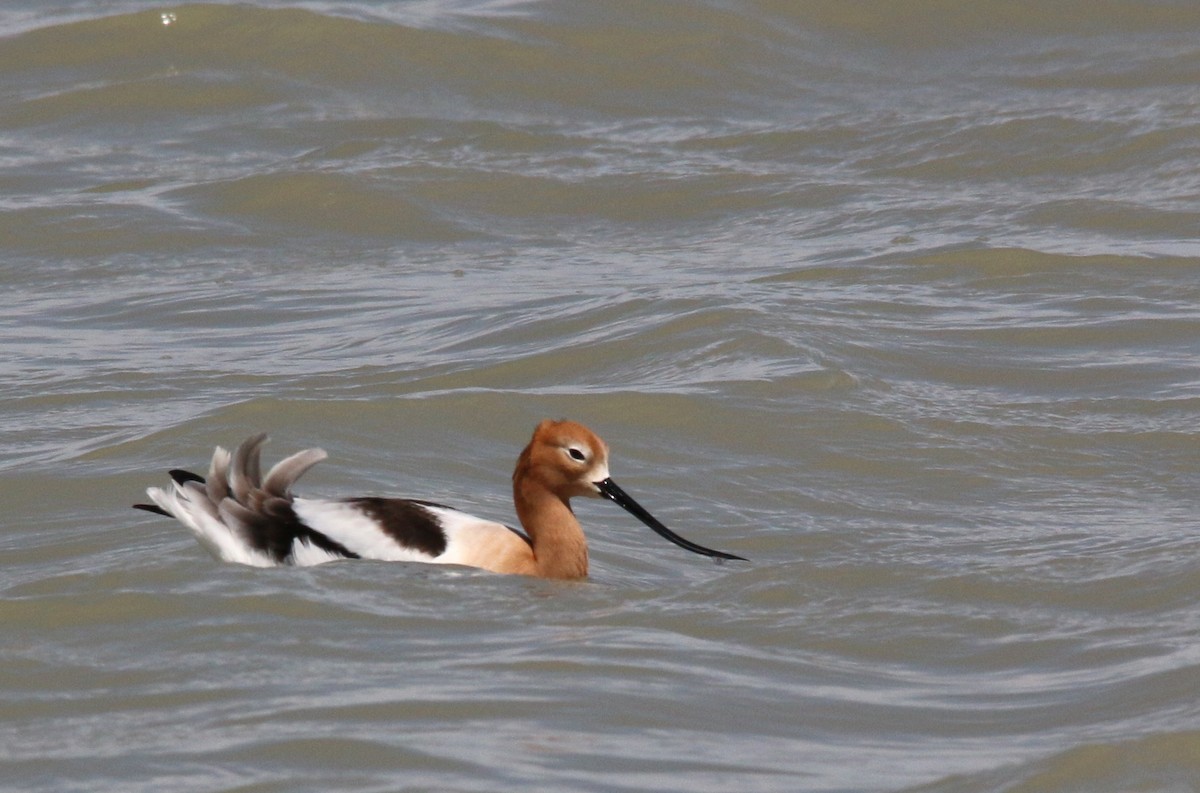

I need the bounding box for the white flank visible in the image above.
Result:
[288,537,349,567]
[421,505,525,567]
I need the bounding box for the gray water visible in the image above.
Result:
[2,2,1199,791]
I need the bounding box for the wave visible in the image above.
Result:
[909,729,1200,793]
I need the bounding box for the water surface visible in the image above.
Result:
[1,2,1198,791]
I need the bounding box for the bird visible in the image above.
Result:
[134,419,746,579]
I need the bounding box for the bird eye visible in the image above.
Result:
[566,446,587,462]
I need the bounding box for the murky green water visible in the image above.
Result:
[2,3,1198,791]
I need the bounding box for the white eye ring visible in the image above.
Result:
[566,446,587,462]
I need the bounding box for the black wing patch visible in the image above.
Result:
[170,469,206,485]
[343,498,448,558]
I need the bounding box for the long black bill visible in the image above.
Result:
[595,477,747,562]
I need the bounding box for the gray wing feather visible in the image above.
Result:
[230,433,269,507]
[262,448,328,498]
[207,446,231,504]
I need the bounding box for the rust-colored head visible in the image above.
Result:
[513,419,611,499]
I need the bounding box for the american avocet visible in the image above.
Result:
[134,419,745,579]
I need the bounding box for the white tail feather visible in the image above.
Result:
[146,480,274,566]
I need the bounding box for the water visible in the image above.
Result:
[2,2,1198,791]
